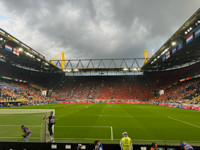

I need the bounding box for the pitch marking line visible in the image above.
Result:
[56,126,110,128]
[0,137,40,139]
[110,126,113,140]
[55,138,113,140]
[54,138,200,144]
[0,125,41,127]
[55,126,114,140]
[97,115,164,118]
[168,116,200,129]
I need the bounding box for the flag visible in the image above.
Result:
[13,48,19,56]
[162,55,166,62]
[194,26,200,38]
[177,40,183,51]
[186,33,193,44]
[5,44,12,52]
[166,51,170,59]
[172,47,177,55]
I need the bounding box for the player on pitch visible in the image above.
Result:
[21,125,31,142]
[43,111,55,141]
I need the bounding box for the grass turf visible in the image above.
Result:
[1,103,200,145]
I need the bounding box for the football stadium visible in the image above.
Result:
[0,2,200,150]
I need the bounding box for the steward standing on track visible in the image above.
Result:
[120,132,133,150]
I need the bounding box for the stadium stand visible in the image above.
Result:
[150,78,200,103]
[1,61,200,103]
[145,62,200,91]
[0,79,50,103]
[51,76,154,101]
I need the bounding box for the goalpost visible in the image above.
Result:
[0,109,55,142]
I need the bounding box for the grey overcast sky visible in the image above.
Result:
[0,0,199,60]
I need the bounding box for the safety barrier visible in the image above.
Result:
[0,142,200,150]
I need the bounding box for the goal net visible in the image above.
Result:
[0,109,55,142]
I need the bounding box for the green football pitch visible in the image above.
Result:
[1,103,200,145]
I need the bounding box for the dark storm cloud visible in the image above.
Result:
[0,0,199,60]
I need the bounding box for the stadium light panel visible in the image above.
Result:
[18,48,23,52]
[171,42,176,46]
[74,68,79,72]
[25,52,35,58]
[189,27,192,30]
[185,31,188,34]
[63,68,72,72]
[130,67,137,71]
[123,68,129,71]
[161,48,169,55]
[44,63,49,66]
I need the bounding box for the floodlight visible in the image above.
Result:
[123,68,129,71]
[44,63,49,66]
[73,68,79,72]
[189,27,192,30]
[18,48,23,52]
[63,68,72,72]
[185,31,187,35]
[171,42,176,46]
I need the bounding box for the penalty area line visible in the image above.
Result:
[56,126,111,128]
[0,137,40,139]
[168,116,200,129]
[55,126,114,140]
[110,126,113,140]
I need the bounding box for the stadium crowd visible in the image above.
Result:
[0,60,200,108]
[151,78,200,104]
[0,80,49,103]
[51,76,154,101]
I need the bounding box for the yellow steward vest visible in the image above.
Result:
[122,137,131,150]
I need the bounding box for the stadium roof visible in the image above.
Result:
[51,58,145,76]
[0,28,61,72]
[142,8,200,71]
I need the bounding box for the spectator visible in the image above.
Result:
[77,144,82,150]
[150,143,157,150]
[94,140,103,150]
[180,142,193,150]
